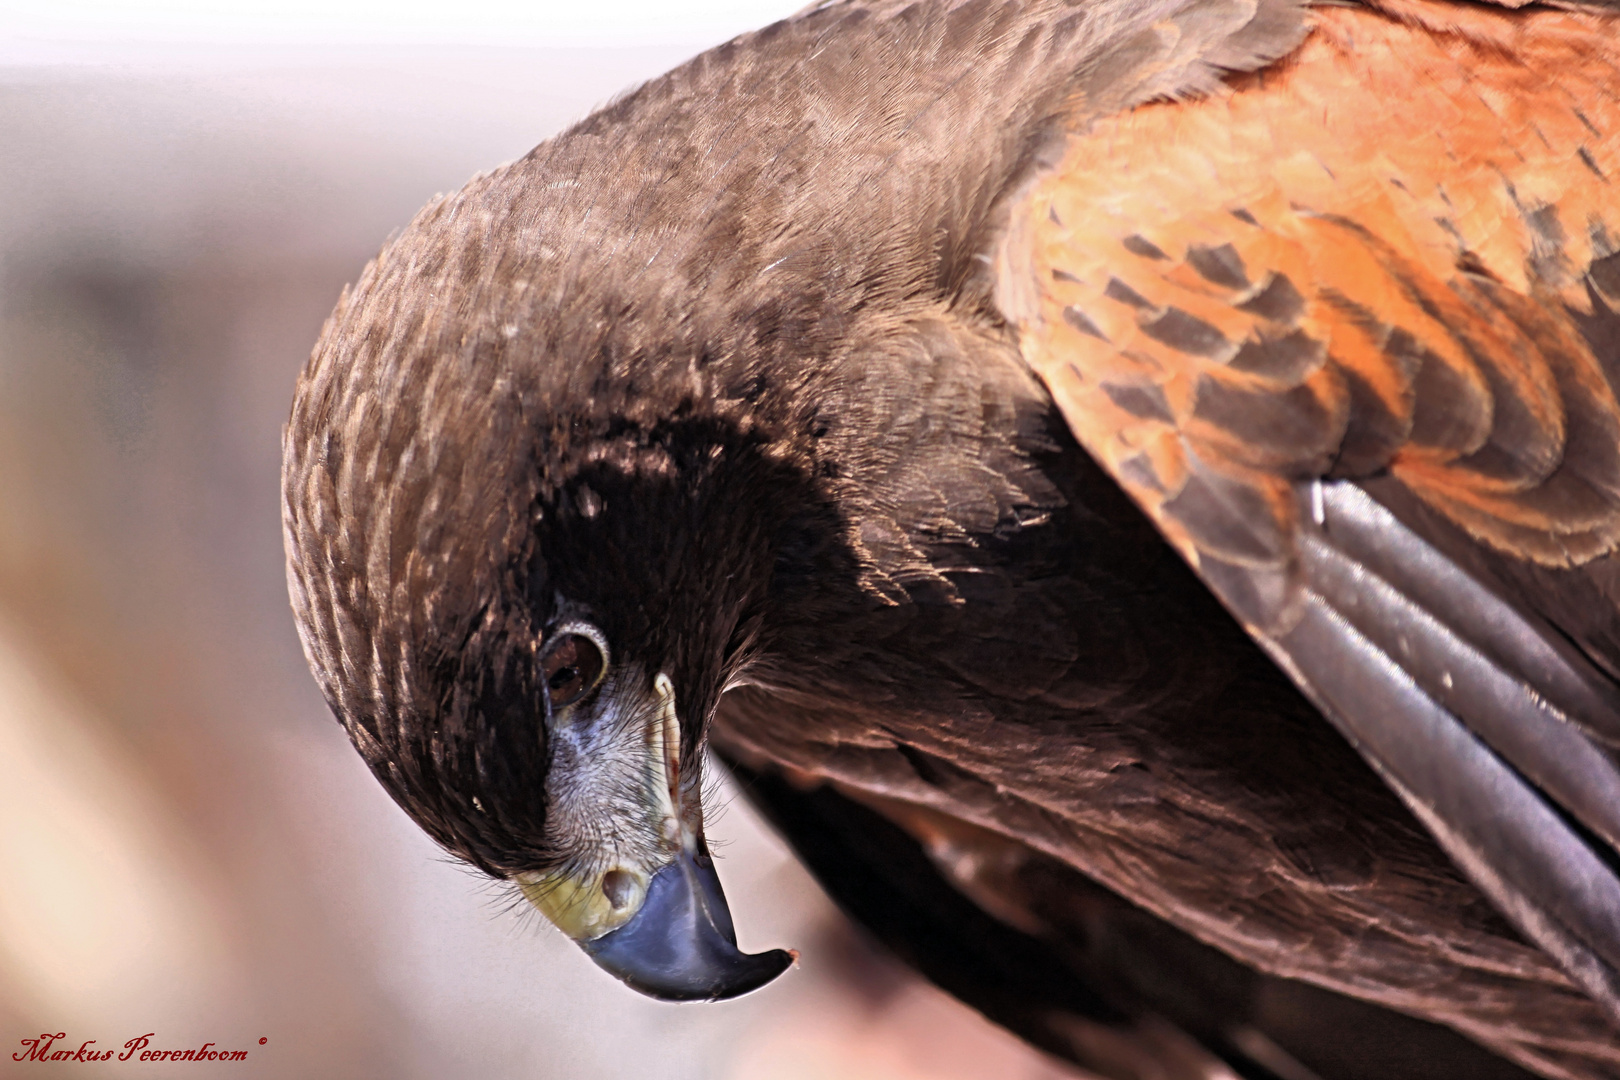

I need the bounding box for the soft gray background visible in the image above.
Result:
[0,5,1083,1078]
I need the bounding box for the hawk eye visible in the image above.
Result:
[541,631,606,709]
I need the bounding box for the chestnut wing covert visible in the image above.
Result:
[1005,0,1620,1049]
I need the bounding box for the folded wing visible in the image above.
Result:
[1005,0,1620,1025]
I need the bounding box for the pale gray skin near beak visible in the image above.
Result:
[515,631,792,1001]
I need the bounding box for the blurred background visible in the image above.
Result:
[0,2,1084,1077]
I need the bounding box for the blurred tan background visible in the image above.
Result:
[0,3,1083,1077]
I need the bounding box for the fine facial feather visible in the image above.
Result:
[280,0,1620,1075]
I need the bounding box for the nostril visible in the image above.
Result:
[602,869,636,910]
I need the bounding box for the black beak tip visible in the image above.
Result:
[579,854,793,1002]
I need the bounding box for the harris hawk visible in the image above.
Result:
[281,0,1620,1076]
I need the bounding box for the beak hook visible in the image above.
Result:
[579,849,793,1001]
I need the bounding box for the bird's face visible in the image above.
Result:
[442,433,796,1001]
[509,610,788,1001]
[283,373,799,1000]
[515,621,671,943]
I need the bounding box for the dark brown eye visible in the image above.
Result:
[541,632,606,709]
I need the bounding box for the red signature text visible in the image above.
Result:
[14,1033,258,1063]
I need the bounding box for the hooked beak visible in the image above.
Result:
[517,670,792,1001]
[581,847,793,1001]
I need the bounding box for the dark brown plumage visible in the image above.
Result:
[282,0,1620,1075]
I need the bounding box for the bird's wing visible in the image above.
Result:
[724,756,1549,1080]
[999,0,1620,1022]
